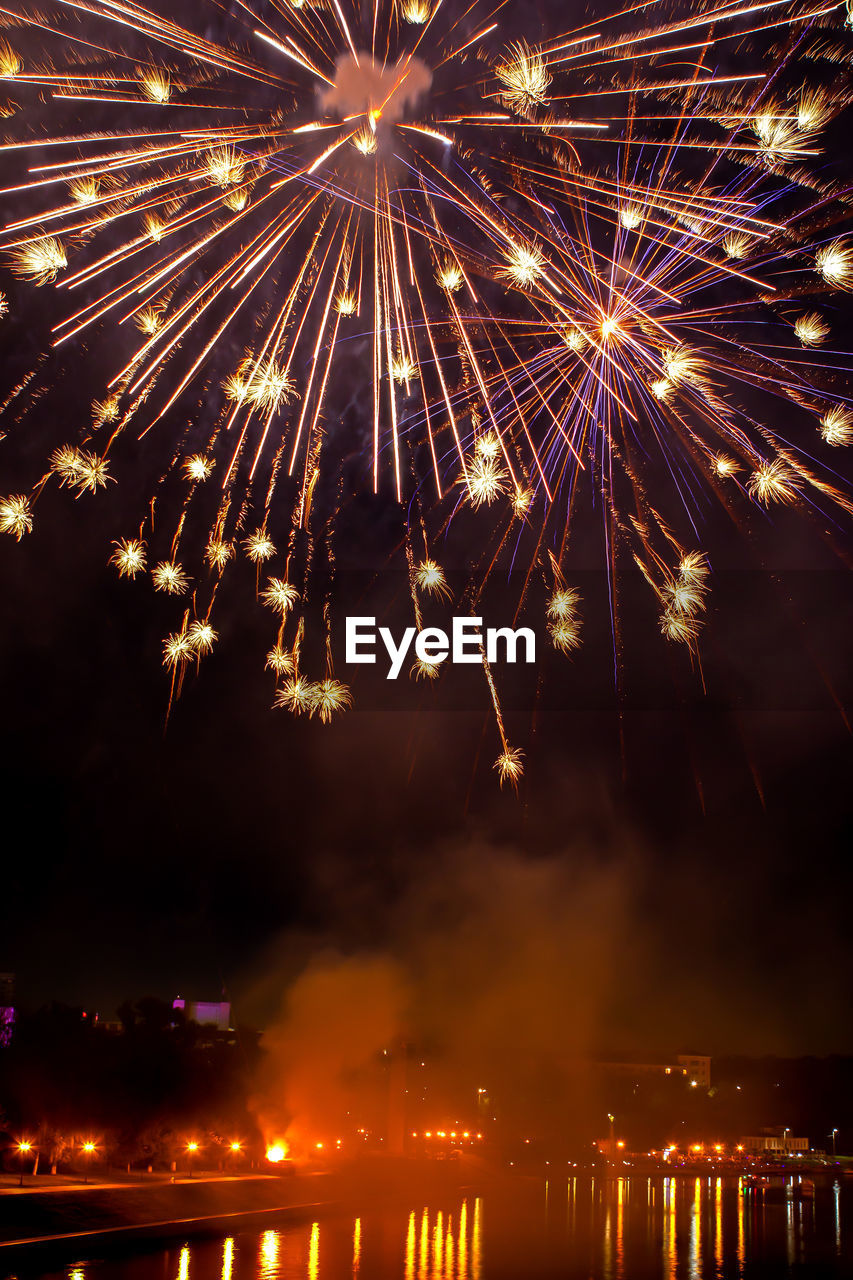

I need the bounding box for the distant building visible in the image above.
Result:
[0,972,14,1047]
[596,1054,711,1089]
[678,1055,711,1089]
[172,997,231,1030]
[741,1128,809,1154]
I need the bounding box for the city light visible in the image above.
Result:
[229,1141,242,1153]
[265,1144,286,1163]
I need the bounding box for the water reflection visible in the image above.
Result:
[351,1218,361,1274]
[307,1223,319,1280]
[14,1176,853,1280]
[222,1238,234,1280]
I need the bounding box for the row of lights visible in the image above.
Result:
[411,1131,484,1141]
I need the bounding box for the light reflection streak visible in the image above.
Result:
[688,1177,701,1280]
[222,1237,234,1280]
[458,1200,468,1279]
[405,1211,416,1280]
[472,1198,482,1280]
[352,1218,361,1274]
[663,1177,676,1280]
[259,1229,279,1280]
[737,1178,745,1275]
[419,1208,429,1280]
[308,1221,319,1280]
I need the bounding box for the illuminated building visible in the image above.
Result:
[595,1054,711,1089]
[740,1129,809,1154]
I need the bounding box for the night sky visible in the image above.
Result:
[1,0,852,1065]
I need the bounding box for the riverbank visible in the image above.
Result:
[0,1160,483,1254]
[0,1173,340,1251]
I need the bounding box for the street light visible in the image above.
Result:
[17,1140,32,1187]
[186,1140,199,1177]
[81,1141,97,1185]
[831,1129,839,1158]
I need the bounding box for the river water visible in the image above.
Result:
[6,1174,853,1279]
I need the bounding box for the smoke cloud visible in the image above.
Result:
[320,52,432,124]
[247,839,632,1153]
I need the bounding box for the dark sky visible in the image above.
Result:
[1,489,852,1058]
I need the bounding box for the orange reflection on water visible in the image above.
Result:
[222,1237,234,1280]
[458,1199,468,1278]
[419,1208,429,1280]
[434,1209,444,1276]
[352,1218,361,1274]
[472,1198,482,1280]
[688,1177,701,1280]
[663,1177,676,1280]
[405,1211,416,1280]
[308,1222,319,1280]
[259,1229,279,1280]
[737,1177,745,1272]
[616,1178,626,1280]
[178,1245,190,1280]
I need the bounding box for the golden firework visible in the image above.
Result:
[495,41,551,114]
[437,262,463,292]
[8,236,66,285]
[499,242,545,290]
[465,452,508,507]
[162,630,193,669]
[152,560,190,594]
[549,618,582,654]
[401,0,430,22]
[494,746,524,789]
[816,240,853,290]
[110,538,147,578]
[391,354,418,384]
[414,559,451,599]
[183,454,213,481]
[794,312,829,346]
[265,645,295,676]
[243,530,276,562]
[69,176,100,206]
[261,577,299,615]
[0,39,21,77]
[140,69,171,103]
[819,406,853,447]
[205,539,235,570]
[546,588,580,622]
[187,619,217,653]
[721,232,752,259]
[0,495,33,540]
[747,459,797,505]
[274,675,317,715]
[134,305,164,335]
[311,679,352,723]
[203,145,245,187]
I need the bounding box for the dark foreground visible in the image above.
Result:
[2,1170,852,1278]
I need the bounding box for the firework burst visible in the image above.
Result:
[0,0,851,784]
